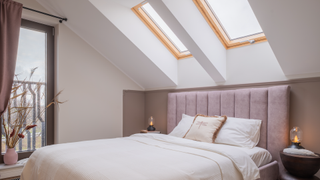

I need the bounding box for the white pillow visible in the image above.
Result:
[215,117,262,148]
[169,114,194,138]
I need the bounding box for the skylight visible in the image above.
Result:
[132,2,192,60]
[206,0,263,40]
[193,0,267,49]
[141,3,188,53]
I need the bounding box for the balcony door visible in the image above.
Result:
[0,19,54,162]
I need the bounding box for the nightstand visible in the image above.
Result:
[281,171,320,180]
[280,151,320,179]
[140,130,161,134]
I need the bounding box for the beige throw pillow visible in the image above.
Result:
[184,114,227,143]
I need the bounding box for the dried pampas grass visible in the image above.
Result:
[1,68,65,149]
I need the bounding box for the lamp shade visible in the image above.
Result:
[290,127,302,143]
[148,116,154,126]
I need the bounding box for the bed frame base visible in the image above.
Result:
[258,161,280,180]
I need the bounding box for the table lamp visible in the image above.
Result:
[147,116,156,131]
[288,127,304,149]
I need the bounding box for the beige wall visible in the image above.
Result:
[17,0,142,144]
[289,80,320,180]
[123,91,145,137]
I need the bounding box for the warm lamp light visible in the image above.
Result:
[288,127,304,149]
[147,116,156,131]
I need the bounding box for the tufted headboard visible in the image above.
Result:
[167,85,290,170]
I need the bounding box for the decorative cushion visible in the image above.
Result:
[184,114,227,143]
[215,117,262,148]
[169,114,194,138]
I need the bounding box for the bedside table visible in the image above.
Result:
[140,130,161,134]
[281,171,320,180]
[147,131,160,134]
[280,151,320,179]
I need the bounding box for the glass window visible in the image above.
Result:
[141,3,188,53]
[194,0,266,49]
[132,2,192,59]
[206,0,263,40]
[1,19,54,157]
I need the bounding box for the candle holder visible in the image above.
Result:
[147,116,156,131]
[288,127,304,149]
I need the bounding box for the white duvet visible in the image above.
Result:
[21,134,260,180]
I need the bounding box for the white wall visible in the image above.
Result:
[56,24,142,143]
[17,0,142,143]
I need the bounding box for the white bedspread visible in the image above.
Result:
[21,134,260,180]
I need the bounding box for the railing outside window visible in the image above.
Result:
[1,81,46,153]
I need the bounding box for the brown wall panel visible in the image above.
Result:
[123,91,145,137]
[145,91,169,134]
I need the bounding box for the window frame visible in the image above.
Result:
[193,0,267,49]
[0,19,55,163]
[132,2,193,60]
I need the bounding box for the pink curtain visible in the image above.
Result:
[0,0,22,116]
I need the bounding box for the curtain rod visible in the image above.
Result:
[23,7,67,23]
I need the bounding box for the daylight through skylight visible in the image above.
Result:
[206,0,263,40]
[141,3,188,53]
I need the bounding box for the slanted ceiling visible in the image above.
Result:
[249,0,320,77]
[37,0,178,90]
[36,0,320,89]
[36,0,227,90]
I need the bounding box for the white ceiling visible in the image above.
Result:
[36,0,320,89]
[37,0,178,90]
[249,0,320,76]
[90,0,179,86]
[37,0,229,89]
[108,0,227,83]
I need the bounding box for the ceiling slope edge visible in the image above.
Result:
[149,0,227,83]
[162,0,227,82]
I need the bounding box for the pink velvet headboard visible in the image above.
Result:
[167,85,290,170]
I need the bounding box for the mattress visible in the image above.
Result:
[21,134,260,180]
[235,146,272,167]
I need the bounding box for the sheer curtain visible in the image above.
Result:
[0,0,22,116]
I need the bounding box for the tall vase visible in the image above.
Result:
[4,148,18,165]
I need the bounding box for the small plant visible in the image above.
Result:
[1,68,64,149]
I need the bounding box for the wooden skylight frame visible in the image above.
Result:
[132,2,193,60]
[193,0,267,49]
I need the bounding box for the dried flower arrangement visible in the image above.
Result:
[1,68,64,149]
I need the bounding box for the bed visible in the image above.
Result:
[21,85,290,180]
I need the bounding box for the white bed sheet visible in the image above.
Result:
[234,146,272,167]
[21,134,260,180]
